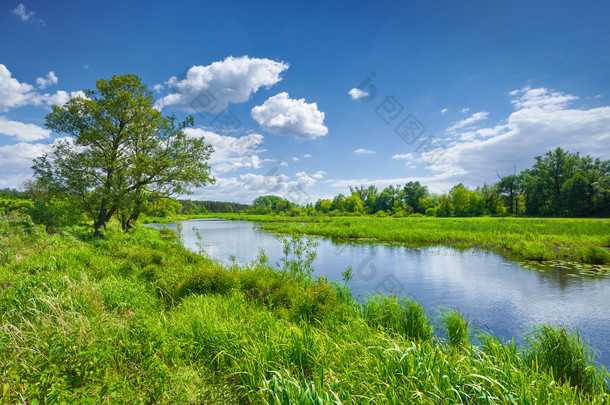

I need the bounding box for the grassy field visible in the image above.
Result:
[1,213,609,403]
[214,214,610,267]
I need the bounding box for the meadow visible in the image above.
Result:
[1,212,609,403]
[212,214,610,268]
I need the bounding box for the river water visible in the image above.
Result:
[148,218,610,369]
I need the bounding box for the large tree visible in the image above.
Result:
[33,74,214,236]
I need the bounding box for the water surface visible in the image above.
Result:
[148,218,610,369]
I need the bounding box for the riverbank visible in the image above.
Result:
[210,214,610,268]
[1,215,608,403]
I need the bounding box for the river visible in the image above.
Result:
[147,218,610,369]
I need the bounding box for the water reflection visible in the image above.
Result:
[147,219,610,369]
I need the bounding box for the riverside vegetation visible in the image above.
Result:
[211,214,610,271]
[1,209,609,404]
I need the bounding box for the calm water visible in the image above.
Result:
[148,218,610,369]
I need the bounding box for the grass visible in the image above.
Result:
[217,214,610,266]
[1,213,609,403]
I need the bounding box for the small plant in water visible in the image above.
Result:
[341,264,354,284]
[276,235,319,280]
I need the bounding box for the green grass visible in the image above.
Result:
[223,215,610,266]
[1,213,609,403]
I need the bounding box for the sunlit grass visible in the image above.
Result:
[235,215,610,265]
[1,214,608,403]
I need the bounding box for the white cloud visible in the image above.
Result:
[0,65,85,110]
[326,172,456,195]
[354,148,375,155]
[36,71,58,89]
[0,141,54,188]
[447,111,489,133]
[44,90,87,107]
[277,161,288,167]
[440,108,448,115]
[251,92,328,140]
[0,116,50,141]
[392,153,414,160]
[312,170,326,179]
[156,56,289,112]
[195,168,324,204]
[509,86,578,111]
[11,3,43,24]
[292,157,299,161]
[152,84,164,93]
[0,64,37,110]
[420,86,610,191]
[348,88,369,100]
[183,127,266,175]
[461,108,470,114]
[302,153,311,158]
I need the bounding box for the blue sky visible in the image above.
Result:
[1,0,609,204]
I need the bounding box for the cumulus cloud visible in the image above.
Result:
[183,127,266,175]
[461,108,470,114]
[0,65,85,110]
[348,88,369,100]
[277,161,288,167]
[0,116,50,141]
[251,92,328,140]
[420,86,610,191]
[44,90,87,107]
[198,168,323,204]
[0,140,61,188]
[36,71,58,89]
[312,170,326,179]
[152,84,164,93]
[0,64,37,110]
[302,153,311,158]
[354,148,375,155]
[156,56,289,112]
[440,108,448,115]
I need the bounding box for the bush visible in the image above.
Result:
[175,265,240,299]
[289,279,340,322]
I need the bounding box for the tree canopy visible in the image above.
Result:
[32,74,214,236]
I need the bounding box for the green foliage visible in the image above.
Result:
[440,309,470,349]
[259,216,610,265]
[33,74,215,236]
[526,324,605,395]
[175,265,240,298]
[362,296,433,341]
[246,147,609,219]
[1,216,609,404]
[276,235,319,280]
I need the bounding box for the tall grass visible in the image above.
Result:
[251,216,610,265]
[526,324,603,395]
[0,214,608,403]
[440,309,471,349]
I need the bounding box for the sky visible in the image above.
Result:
[1,0,609,204]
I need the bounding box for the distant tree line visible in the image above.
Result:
[247,148,610,218]
[179,199,251,214]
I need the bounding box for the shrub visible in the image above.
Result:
[175,265,240,299]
